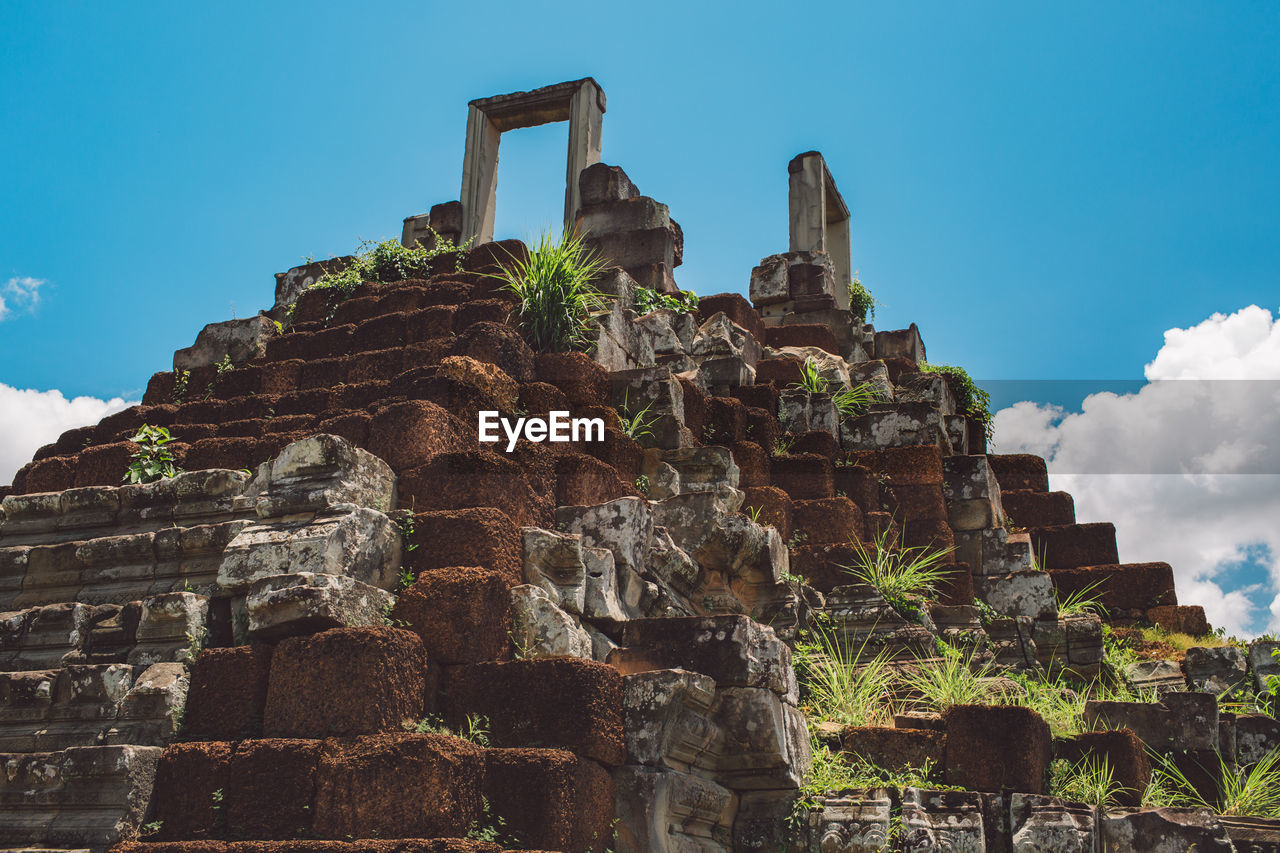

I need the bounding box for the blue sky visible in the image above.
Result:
[3,2,1279,632]
[2,1,1276,398]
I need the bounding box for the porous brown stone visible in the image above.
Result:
[441,658,624,766]
[312,733,485,840]
[182,645,273,741]
[391,567,513,665]
[264,627,429,739]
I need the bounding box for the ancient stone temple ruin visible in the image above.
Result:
[3,78,1279,853]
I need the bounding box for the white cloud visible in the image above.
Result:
[0,277,47,321]
[993,305,1280,637]
[0,384,136,487]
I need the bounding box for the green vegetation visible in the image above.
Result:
[171,369,190,403]
[124,425,182,484]
[1047,756,1124,807]
[848,271,876,323]
[794,358,827,394]
[634,287,698,315]
[311,232,467,299]
[497,229,611,353]
[919,362,992,442]
[1056,579,1108,619]
[403,713,491,747]
[900,644,994,711]
[793,623,895,728]
[792,356,882,418]
[618,391,657,441]
[842,527,955,620]
[1151,749,1280,818]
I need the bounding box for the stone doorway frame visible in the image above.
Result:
[789,151,852,311]
[459,78,606,245]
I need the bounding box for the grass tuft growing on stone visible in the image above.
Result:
[497,229,611,353]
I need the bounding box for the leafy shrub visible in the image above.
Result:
[311,231,467,299]
[634,287,698,315]
[848,271,876,322]
[919,362,992,442]
[124,425,182,484]
[497,229,611,353]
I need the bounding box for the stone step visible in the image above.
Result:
[988,454,1049,492]
[0,663,185,752]
[1000,489,1075,527]
[1049,562,1177,616]
[2,595,206,674]
[1027,522,1119,570]
[0,745,161,849]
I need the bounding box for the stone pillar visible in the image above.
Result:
[787,151,852,310]
[460,104,501,245]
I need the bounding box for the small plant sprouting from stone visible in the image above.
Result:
[404,713,491,747]
[393,512,418,553]
[792,356,881,418]
[171,370,190,403]
[634,474,650,498]
[139,820,163,838]
[786,530,809,549]
[745,505,764,523]
[842,526,955,620]
[847,270,876,323]
[466,795,514,845]
[1055,578,1109,619]
[394,567,416,594]
[124,425,183,484]
[618,389,656,441]
[633,287,699,316]
[773,434,795,455]
[183,625,208,663]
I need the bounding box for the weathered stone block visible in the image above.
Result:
[614,615,797,703]
[392,566,512,665]
[613,765,736,853]
[264,627,428,738]
[1100,807,1234,852]
[245,572,395,640]
[312,733,484,840]
[509,584,593,659]
[1185,645,1249,696]
[181,644,272,741]
[711,686,810,790]
[441,657,624,766]
[484,748,616,853]
[943,704,1051,793]
[975,570,1057,620]
[217,507,400,594]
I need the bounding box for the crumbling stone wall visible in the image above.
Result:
[2,129,1277,853]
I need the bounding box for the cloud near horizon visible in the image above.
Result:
[993,304,1280,637]
[0,276,47,321]
[0,384,136,486]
